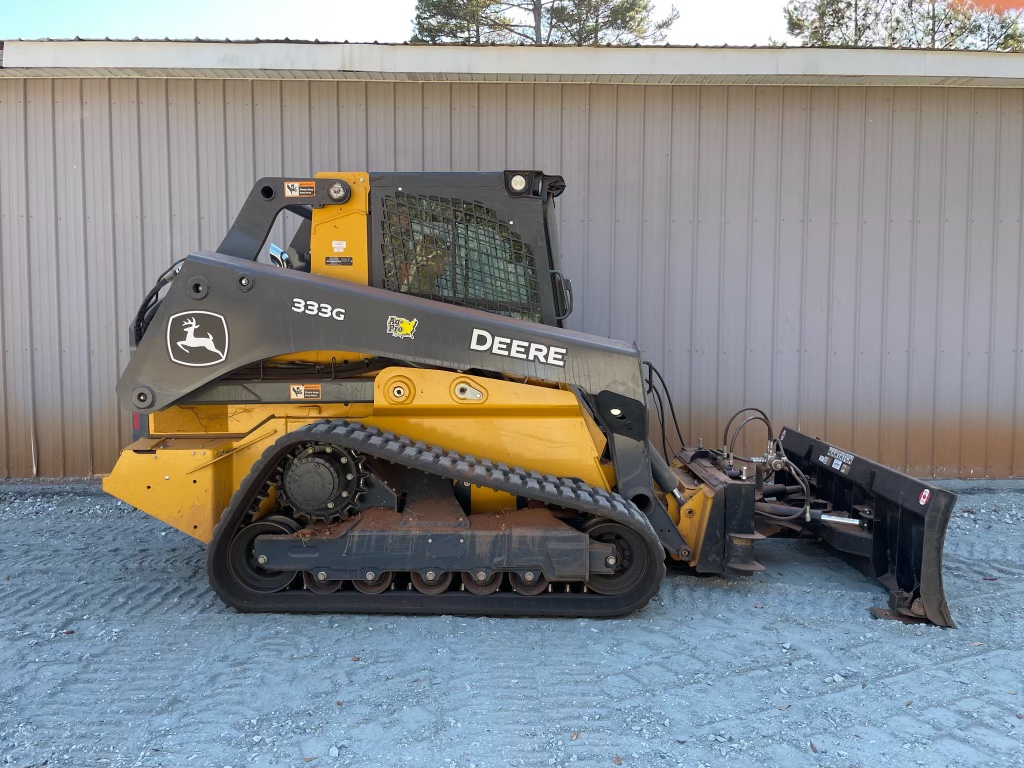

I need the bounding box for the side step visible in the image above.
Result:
[776,428,956,628]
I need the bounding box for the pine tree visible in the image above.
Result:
[410,0,679,45]
[783,0,1024,50]
[546,0,679,45]
[412,0,517,44]
[784,0,889,46]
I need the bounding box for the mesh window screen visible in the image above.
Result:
[380,192,543,322]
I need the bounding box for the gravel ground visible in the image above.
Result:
[1,480,1022,768]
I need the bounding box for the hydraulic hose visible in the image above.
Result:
[753,501,808,521]
[727,415,774,467]
[751,440,812,523]
[722,407,773,451]
[133,258,185,344]
[774,439,812,522]
[643,362,686,452]
[648,442,684,504]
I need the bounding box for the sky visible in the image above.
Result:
[0,0,796,46]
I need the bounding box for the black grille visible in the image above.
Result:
[379,192,543,322]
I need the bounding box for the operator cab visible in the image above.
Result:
[224,171,574,327]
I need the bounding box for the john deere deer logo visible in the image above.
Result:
[166,311,229,367]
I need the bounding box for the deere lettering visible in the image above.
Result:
[470,328,567,367]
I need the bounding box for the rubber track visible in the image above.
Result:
[207,419,666,617]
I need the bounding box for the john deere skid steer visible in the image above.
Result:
[103,171,955,626]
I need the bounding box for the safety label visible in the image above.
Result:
[284,181,315,198]
[289,384,322,400]
[820,446,853,475]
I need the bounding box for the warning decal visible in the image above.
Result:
[289,383,322,400]
[284,181,316,198]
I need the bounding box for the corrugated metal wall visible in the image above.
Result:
[1,78,1023,478]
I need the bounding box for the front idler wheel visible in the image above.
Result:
[584,521,649,596]
[228,514,300,593]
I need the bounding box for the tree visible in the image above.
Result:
[547,0,680,44]
[411,0,679,45]
[784,0,894,46]
[413,0,519,44]
[783,0,1024,51]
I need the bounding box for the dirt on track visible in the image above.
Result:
[1,480,1022,768]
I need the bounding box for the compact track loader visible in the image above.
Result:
[104,171,955,625]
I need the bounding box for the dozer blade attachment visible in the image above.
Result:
[775,428,955,627]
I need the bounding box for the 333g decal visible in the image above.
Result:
[291,298,346,321]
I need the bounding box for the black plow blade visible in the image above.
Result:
[774,428,956,628]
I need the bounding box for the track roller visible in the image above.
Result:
[303,571,343,594]
[461,571,503,595]
[411,570,453,595]
[351,571,393,594]
[509,571,549,596]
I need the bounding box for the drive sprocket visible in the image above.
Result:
[276,442,367,523]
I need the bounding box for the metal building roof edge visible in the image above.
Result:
[2,39,1024,85]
